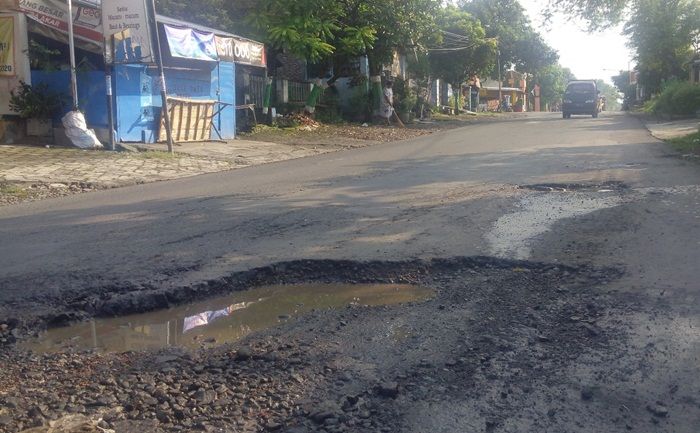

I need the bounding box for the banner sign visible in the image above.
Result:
[16,0,103,44]
[215,36,265,67]
[214,35,233,62]
[0,16,14,76]
[232,37,265,67]
[164,25,217,62]
[102,0,152,63]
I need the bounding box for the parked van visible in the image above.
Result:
[562,80,600,118]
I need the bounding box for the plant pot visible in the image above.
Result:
[26,118,52,137]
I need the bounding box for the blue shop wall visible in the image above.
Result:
[31,70,108,128]
[114,62,235,143]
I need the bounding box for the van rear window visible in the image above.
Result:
[566,83,594,93]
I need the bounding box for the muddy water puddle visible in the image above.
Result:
[25,283,433,353]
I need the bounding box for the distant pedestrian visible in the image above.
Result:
[379,80,394,126]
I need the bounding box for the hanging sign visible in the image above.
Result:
[232,37,265,67]
[164,25,217,62]
[0,16,14,76]
[215,35,265,67]
[214,35,233,62]
[102,0,152,63]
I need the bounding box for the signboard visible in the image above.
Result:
[0,16,14,76]
[164,25,217,62]
[15,0,103,44]
[232,37,265,67]
[214,35,233,62]
[215,36,266,67]
[102,0,152,63]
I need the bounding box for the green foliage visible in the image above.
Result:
[345,86,371,120]
[316,106,344,123]
[463,0,558,78]
[611,70,638,110]
[9,81,66,119]
[429,6,496,96]
[532,64,576,108]
[645,80,700,116]
[156,0,234,30]
[595,79,622,111]
[666,131,700,153]
[624,0,700,95]
[544,0,629,30]
[392,78,418,113]
[249,0,342,62]
[26,40,61,71]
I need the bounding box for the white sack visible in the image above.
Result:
[61,110,104,149]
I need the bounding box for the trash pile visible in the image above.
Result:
[276,113,320,130]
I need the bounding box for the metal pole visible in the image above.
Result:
[105,67,115,151]
[66,0,79,109]
[149,0,174,153]
[497,49,502,112]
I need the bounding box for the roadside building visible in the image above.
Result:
[0,0,265,145]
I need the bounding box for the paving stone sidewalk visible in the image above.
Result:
[644,118,699,140]
[0,136,380,206]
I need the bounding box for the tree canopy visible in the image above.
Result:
[623,0,700,94]
[428,7,496,88]
[462,0,559,78]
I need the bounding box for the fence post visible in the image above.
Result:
[277,78,289,104]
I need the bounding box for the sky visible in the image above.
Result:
[517,0,633,84]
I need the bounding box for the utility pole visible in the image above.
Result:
[149,0,174,153]
[497,49,502,112]
[66,0,79,110]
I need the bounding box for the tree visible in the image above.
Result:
[544,0,629,30]
[462,0,559,78]
[611,70,636,109]
[532,64,575,109]
[596,79,622,111]
[247,0,440,69]
[623,0,700,94]
[428,6,496,112]
[247,0,344,63]
[156,0,234,31]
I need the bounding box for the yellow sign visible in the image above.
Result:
[0,16,14,77]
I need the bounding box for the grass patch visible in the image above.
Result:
[0,183,29,198]
[666,131,700,154]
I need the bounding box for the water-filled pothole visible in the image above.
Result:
[24,283,433,353]
[520,181,627,192]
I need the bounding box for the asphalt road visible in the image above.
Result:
[1,112,698,307]
[0,115,676,270]
[2,111,700,432]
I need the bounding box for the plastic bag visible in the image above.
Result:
[61,110,104,149]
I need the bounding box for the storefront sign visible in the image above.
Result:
[15,0,103,44]
[164,25,217,62]
[232,37,265,67]
[0,16,14,76]
[215,36,265,67]
[102,0,152,63]
[214,35,233,62]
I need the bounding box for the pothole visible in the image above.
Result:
[23,283,434,353]
[487,187,627,259]
[519,181,627,192]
